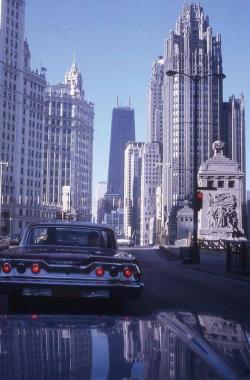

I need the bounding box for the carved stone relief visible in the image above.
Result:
[207,193,238,232]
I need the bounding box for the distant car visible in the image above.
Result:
[117,237,135,247]
[0,222,143,305]
[0,236,9,251]
[4,234,20,246]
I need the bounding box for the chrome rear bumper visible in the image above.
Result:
[0,276,144,299]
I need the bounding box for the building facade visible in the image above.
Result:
[0,0,49,235]
[222,95,246,230]
[105,105,135,233]
[124,142,144,242]
[222,94,245,172]
[0,0,25,235]
[107,106,135,199]
[43,61,94,221]
[176,201,193,241]
[94,181,107,223]
[162,3,224,243]
[20,40,47,230]
[140,142,161,246]
[148,56,164,144]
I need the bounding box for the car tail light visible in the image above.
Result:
[95,266,105,277]
[123,267,133,278]
[31,263,41,274]
[2,263,11,274]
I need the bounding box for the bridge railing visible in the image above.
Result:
[198,239,250,275]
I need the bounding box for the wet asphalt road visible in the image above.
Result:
[0,247,249,324]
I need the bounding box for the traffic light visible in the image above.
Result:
[196,191,203,211]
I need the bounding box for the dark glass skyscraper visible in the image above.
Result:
[107,107,135,199]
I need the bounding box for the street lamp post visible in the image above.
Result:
[0,161,8,236]
[165,70,226,263]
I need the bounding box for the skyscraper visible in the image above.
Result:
[162,3,224,242]
[107,106,135,200]
[0,0,47,234]
[43,61,94,221]
[21,40,47,230]
[0,0,25,235]
[140,142,161,246]
[95,181,107,223]
[124,142,144,241]
[222,94,245,173]
[148,56,164,144]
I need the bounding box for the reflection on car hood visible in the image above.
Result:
[0,311,249,380]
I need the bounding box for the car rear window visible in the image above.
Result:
[25,226,115,249]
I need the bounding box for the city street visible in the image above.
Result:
[0,247,249,325]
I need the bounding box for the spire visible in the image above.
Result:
[64,55,84,95]
[71,50,77,71]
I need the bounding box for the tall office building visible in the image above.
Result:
[107,106,135,200]
[105,105,135,233]
[43,61,94,221]
[95,181,107,223]
[148,56,164,144]
[0,0,47,235]
[140,142,161,246]
[124,142,144,242]
[222,94,246,229]
[21,40,47,230]
[0,0,25,234]
[96,182,107,206]
[222,94,245,173]
[162,3,224,242]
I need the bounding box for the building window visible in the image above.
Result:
[228,180,235,188]
[207,180,214,188]
[218,181,224,188]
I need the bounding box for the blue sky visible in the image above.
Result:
[25,0,250,198]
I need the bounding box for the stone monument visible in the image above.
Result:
[198,141,245,240]
[177,200,193,241]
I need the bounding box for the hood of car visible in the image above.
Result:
[0,310,249,380]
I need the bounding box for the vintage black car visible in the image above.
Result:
[0,222,143,304]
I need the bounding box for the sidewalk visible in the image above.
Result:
[159,245,250,283]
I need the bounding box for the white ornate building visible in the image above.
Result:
[43,61,94,221]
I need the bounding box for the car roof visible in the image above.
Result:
[26,221,115,232]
